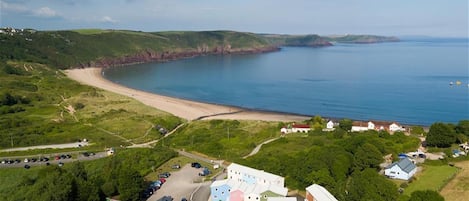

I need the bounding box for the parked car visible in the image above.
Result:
[198,167,211,176]
[159,178,166,183]
[171,164,181,169]
[159,172,171,178]
[191,162,201,168]
[58,162,64,167]
[24,165,30,169]
[158,196,173,201]
[24,158,29,163]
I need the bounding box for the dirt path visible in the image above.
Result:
[242,137,280,159]
[440,161,469,201]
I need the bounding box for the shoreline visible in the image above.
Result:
[64,67,310,122]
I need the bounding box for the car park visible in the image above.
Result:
[191,162,201,168]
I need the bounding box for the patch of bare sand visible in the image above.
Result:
[440,160,469,201]
[64,67,309,122]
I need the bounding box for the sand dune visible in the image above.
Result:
[64,67,309,122]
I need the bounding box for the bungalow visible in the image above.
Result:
[351,121,405,132]
[281,124,311,134]
[351,121,373,132]
[305,184,338,201]
[210,163,288,201]
[384,158,417,180]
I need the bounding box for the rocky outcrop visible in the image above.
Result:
[76,45,279,68]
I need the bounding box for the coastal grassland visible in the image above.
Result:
[440,160,469,201]
[0,61,182,151]
[402,163,458,196]
[166,120,282,161]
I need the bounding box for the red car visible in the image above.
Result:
[159,178,166,183]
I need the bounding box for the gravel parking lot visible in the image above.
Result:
[148,164,211,201]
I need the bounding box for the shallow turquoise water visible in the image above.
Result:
[103,39,469,125]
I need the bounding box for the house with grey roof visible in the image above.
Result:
[384,157,417,180]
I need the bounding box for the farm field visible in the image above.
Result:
[403,164,459,196]
[440,160,469,201]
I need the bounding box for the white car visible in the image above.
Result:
[24,158,29,163]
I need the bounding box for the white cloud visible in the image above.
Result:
[34,7,57,17]
[0,0,28,12]
[100,16,117,23]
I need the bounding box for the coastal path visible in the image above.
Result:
[242,137,280,159]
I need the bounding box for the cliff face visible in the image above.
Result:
[77,45,279,68]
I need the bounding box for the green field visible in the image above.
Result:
[403,164,458,196]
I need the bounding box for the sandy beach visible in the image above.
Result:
[64,67,309,122]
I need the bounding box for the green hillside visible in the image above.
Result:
[0,29,274,69]
[259,33,399,46]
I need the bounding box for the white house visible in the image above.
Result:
[389,122,405,132]
[351,121,405,132]
[322,121,336,132]
[281,124,311,134]
[384,158,417,180]
[351,121,372,132]
[305,184,338,201]
[211,163,288,201]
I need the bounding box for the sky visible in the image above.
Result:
[0,0,468,37]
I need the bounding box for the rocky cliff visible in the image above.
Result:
[77,45,279,68]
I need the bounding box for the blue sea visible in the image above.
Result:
[103,38,469,125]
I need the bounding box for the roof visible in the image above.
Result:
[305,184,338,201]
[352,121,367,127]
[267,197,297,201]
[228,163,284,183]
[386,158,416,173]
[292,124,310,129]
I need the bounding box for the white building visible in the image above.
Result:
[384,158,417,180]
[211,163,288,201]
[322,121,336,132]
[351,121,405,132]
[281,124,311,134]
[305,184,338,201]
[351,121,372,132]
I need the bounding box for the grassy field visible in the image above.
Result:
[166,120,282,161]
[403,164,458,196]
[0,62,182,153]
[440,160,469,201]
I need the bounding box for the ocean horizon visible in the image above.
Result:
[103,38,469,126]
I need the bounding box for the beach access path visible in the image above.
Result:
[65,68,309,122]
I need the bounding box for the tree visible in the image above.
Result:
[117,168,144,201]
[411,126,425,135]
[339,119,353,131]
[426,122,456,147]
[409,190,444,201]
[353,143,383,171]
[456,120,469,136]
[347,168,398,201]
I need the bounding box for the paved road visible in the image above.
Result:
[0,142,90,152]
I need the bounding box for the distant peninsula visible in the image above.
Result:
[0,28,399,69]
